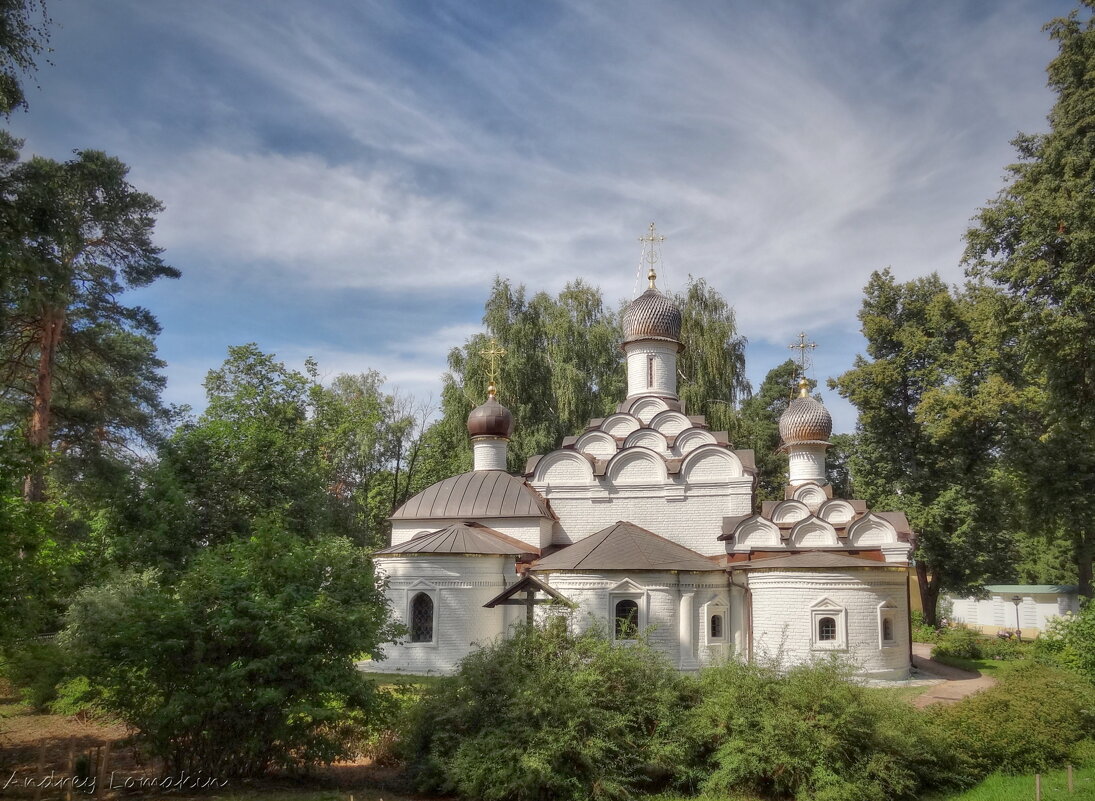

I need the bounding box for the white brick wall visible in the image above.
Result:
[626,342,678,398]
[363,555,517,675]
[747,569,910,679]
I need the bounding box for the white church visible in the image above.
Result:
[366,235,914,680]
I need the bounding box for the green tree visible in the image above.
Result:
[0,0,51,114]
[963,1,1095,596]
[674,276,750,434]
[0,148,177,500]
[832,270,1017,623]
[61,519,396,776]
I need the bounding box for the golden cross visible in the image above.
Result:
[638,222,666,288]
[788,331,817,376]
[479,338,507,397]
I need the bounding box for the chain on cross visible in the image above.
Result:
[788,331,817,378]
[638,222,666,288]
[479,338,507,398]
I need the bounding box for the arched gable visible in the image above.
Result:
[623,428,669,454]
[650,410,692,437]
[771,499,811,525]
[672,427,717,456]
[818,499,856,526]
[600,413,642,438]
[790,517,839,547]
[532,450,595,485]
[791,482,829,511]
[575,430,617,457]
[679,444,743,482]
[733,516,782,548]
[847,513,898,547]
[627,396,670,424]
[606,447,668,484]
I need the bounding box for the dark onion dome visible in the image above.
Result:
[779,379,833,447]
[467,390,514,439]
[622,280,682,346]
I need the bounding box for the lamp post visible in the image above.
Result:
[1011,595,1022,640]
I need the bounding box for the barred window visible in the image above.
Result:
[818,616,837,641]
[710,614,724,639]
[882,617,894,642]
[410,592,434,643]
[614,599,639,640]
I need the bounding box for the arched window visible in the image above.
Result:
[614,599,639,640]
[882,617,894,643]
[817,616,837,641]
[710,614,724,639]
[410,592,434,643]
[647,355,655,388]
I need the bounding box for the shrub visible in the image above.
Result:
[60,520,399,777]
[933,626,982,660]
[689,658,971,801]
[910,610,939,643]
[977,635,1028,661]
[2,639,69,711]
[407,622,692,801]
[932,662,1095,775]
[1033,603,1095,679]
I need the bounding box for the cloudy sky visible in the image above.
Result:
[9,0,1075,433]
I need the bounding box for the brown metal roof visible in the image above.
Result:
[532,521,723,572]
[729,552,895,570]
[375,521,537,556]
[391,470,554,520]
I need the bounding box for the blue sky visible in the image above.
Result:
[9,0,1075,433]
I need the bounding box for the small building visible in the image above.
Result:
[947,584,1080,638]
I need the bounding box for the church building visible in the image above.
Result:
[365,231,914,680]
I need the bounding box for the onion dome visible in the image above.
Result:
[622,270,682,346]
[779,378,833,447]
[467,388,514,439]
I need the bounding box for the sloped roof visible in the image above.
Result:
[532,521,723,572]
[391,470,554,520]
[729,553,891,570]
[374,522,536,556]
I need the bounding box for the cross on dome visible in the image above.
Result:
[788,331,818,395]
[638,222,666,289]
[479,337,507,398]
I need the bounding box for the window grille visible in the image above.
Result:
[410,592,434,643]
[818,616,836,641]
[614,599,639,639]
[710,614,724,639]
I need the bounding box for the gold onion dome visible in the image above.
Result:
[622,274,682,346]
[467,388,514,439]
[779,379,833,447]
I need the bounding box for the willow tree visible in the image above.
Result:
[964,1,1095,596]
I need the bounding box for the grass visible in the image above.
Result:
[932,653,1017,677]
[866,683,934,702]
[361,671,444,689]
[922,763,1095,800]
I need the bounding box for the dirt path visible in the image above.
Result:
[910,642,997,707]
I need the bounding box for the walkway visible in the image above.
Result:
[910,642,998,707]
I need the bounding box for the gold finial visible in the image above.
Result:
[638,222,666,289]
[479,338,507,399]
[798,376,810,398]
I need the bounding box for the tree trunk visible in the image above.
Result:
[23,306,64,502]
[1076,532,1094,599]
[915,560,939,626]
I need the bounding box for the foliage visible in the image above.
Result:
[690,658,970,801]
[933,627,983,660]
[832,271,1019,623]
[407,622,692,801]
[963,2,1095,597]
[910,610,941,643]
[0,0,50,114]
[932,662,1095,775]
[732,359,795,501]
[1,637,67,710]
[60,520,398,777]
[1033,602,1095,679]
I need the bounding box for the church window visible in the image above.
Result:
[614,599,639,640]
[878,600,898,647]
[817,616,837,641]
[710,614,723,639]
[882,617,894,642]
[647,355,655,388]
[410,592,434,643]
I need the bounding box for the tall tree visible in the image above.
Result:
[674,276,750,434]
[734,359,797,502]
[0,0,51,115]
[0,148,177,500]
[833,270,1017,623]
[964,1,1095,596]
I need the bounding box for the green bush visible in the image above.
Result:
[2,639,69,711]
[60,520,399,777]
[407,622,692,801]
[910,610,940,643]
[977,635,1028,661]
[933,662,1095,775]
[1033,603,1095,679]
[689,658,972,801]
[933,626,982,660]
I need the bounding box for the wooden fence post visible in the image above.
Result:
[1035,772,1042,801]
[32,744,45,801]
[98,743,111,796]
[1068,763,1074,793]
[64,749,74,801]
